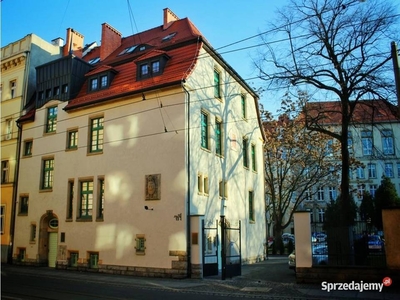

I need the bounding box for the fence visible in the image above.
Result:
[310,221,386,267]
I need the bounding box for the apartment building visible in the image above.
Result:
[13,8,266,278]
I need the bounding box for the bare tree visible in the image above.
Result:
[262,93,341,250]
[255,0,399,227]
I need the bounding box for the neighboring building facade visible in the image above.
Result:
[14,8,266,278]
[301,100,400,226]
[1,35,62,262]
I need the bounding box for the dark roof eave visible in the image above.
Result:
[63,80,183,112]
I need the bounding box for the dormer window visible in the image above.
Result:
[88,57,100,64]
[118,45,138,56]
[90,78,98,91]
[136,54,169,80]
[87,70,116,93]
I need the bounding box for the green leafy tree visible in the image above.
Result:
[374,176,400,230]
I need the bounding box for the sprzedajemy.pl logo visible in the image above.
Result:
[321,277,392,293]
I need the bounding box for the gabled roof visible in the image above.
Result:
[305,100,399,124]
[64,18,203,111]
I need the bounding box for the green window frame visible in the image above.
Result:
[90,117,104,153]
[243,138,249,168]
[135,235,146,255]
[24,140,33,156]
[69,251,79,267]
[251,144,256,171]
[98,179,105,219]
[67,130,78,149]
[79,181,93,219]
[249,191,254,222]
[214,70,221,98]
[241,95,246,119]
[89,252,99,268]
[42,158,54,189]
[215,119,222,155]
[46,107,58,133]
[201,112,208,149]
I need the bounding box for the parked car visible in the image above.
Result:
[288,244,328,271]
[368,235,384,252]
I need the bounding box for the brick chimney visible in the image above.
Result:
[163,8,179,30]
[100,23,122,61]
[63,28,84,57]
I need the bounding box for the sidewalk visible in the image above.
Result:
[2,259,399,299]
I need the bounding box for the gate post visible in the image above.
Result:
[221,215,226,280]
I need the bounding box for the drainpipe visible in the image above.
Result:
[8,50,30,264]
[182,81,192,278]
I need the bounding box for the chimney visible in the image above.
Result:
[63,28,84,57]
[51,37,64,47]
[163,8,179,30]
[100,23,122,61]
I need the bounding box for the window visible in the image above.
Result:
[325,139,334,156]
[356,166,365,179]
[348,132,353,155]
[243,138,249,168]
[305,189,312,201]
[38,91,44,101]
[62,84,68,94]
[19,196,29,214]
[79,181,93,219]
[397,162,400,177]
[45,89,52,98]
[249,191,254,222]
[1,161,9,184]
[317,187,324,201]
[5,119,12,140]
[89,117,104,153]
[88,57,100,64]
[135,234,146,255]
[357,184,365,199]
[67,130,78,149]
[251,144,256,171]
[367,163,376,178]
[41,158,54,189]
[318,209,325,223]
[241,95,246,119]
[200,112,208,149]
[197,174,203,194]
[69,251,79,267]
[17,248,26,262]
[215,119,222,155]
[97,179,105,219]
[140,64,149,76]
[385,163,394,178]
[90,78,98,91]
[67,181,74,219]
[328,186,337,201]
[0,205,5,234]
[88,252,99,268]
[10,80,16,98]
[203,176,209,195]
[381,129,394,155]
[214,70,221,98]
[24,140,33,156]
[361,131,373,156]
[53,86,60,96]
[152,61,160,73]
[46,107,58,133]
[100,75,108,88]
[30,224,36,242]
[369,185,377,197]
[118,45,138,55]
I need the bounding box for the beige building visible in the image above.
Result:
[13,9,266,278]
[1,35,62,262]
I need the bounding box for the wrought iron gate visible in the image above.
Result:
[202,220,219,276]
[221,218,241,279]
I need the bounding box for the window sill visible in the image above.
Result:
[87,151,103,156]
[18,213,28,216]
[96,218,104,222]
[76,218,93,222]
[39,189,53,193]
[65,147,78,152]
[200,147,211,153]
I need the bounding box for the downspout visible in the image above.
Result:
[8,50,29,263]
[182,81,192,278]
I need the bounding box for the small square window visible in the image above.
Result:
[53,86,60,96]
[46,89,52,98]
[19,196,29,214]
[90,78,98,91]
[135,235,146,255]
[152,61,160,73]
[69,251,78,267]
[141,64,149,76]
[88,252,99,268]
[67,130,78,149]
[62,84,68,94]
[100,75,108,88]
[30,224,36,242]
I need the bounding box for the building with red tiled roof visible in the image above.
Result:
[300,99,400,223]
[14,8,266,279]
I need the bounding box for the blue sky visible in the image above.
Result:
[1,0,288,113]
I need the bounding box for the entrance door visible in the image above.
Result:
[48,232,58,267]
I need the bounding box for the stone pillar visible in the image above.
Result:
[382,208,400,269]
[293,211,312,268]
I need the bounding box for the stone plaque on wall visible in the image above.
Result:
[145,174,161,200]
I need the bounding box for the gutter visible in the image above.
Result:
[182,81,192,278]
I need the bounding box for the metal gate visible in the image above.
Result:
[202,220,219,276]
[222,218,241,279]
